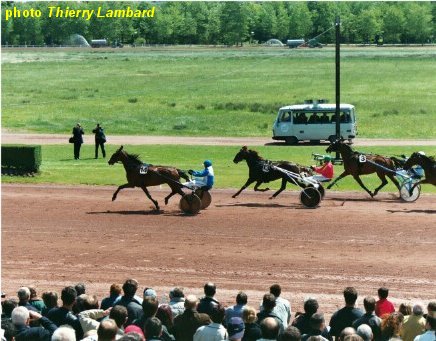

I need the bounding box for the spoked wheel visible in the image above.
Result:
[400,180,421,202]
[300,187,321,208]
[179,193,202,215]
[307,184,325,199]
[194,189,212,209]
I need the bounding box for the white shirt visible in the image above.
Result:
[193,322,228,341]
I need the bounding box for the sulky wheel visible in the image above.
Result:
[300,187,321,208]
[399,180,421,203]
[307,184,325,199]
[194,189,212,209]
[179,193,202,215]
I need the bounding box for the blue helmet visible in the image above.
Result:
[204,160,212,167]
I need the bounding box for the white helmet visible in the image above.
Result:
[417,151,426,156]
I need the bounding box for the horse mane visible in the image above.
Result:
[248,149,264,160]
[125,152,143,165]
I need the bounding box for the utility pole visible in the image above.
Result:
[335,15,341,160]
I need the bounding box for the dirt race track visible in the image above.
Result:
[2,184,436,318]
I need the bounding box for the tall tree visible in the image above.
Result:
[403,2,432,44]
[220,2,249,46]
[382,4,406,44]
[287,2,312,40]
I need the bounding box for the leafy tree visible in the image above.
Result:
[382,4,406,44]
[220,2,249,46]
[287,2,312,40]
[354,7,382,44]
[403,2,432,44]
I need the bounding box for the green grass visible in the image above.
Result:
[2,46,435,139]
[2,144,435,194]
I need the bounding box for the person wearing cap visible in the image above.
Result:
[92,123,106,159]
[228,316,245,341]
[310,155,334,182]
[72,123,84,160]
[187,160,215,190]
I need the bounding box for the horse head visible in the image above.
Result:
[326,137,347,154]
[108,145,124,165]
[403,152,426,170]
[233,146,249,164]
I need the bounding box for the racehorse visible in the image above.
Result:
[403,152,436,192]
[232,146,312,199]
[108,146,189,210]
[326,139,401,197]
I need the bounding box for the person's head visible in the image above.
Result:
[17,287,30,302]
[339,327,357,341]
[75,283,86,296]
[260,317,280,339]
[269,284,282,298]
[109,283,122,297]
[110,305,128,328]
[427,301,436,315]
[74,294,88,314]
[425,312,436,331]
[143,288,157,299]
[363,296,376,313]
[228,316,245,341]
[323,155,332,163]
[2,299,18,317]
[412,304,424,316]
[97,318,118,341]
[310,313,325,331]
[204,282,216,297]
[203,160,212,168]
[123,325,145,340]
[343,287,358,306]
[96,123,100,128]
[1,319,16,341]
[242,305,257,324]
[209,303,225,324]
[142,296,159,319]
[378,287,389,299]
[11,306,30,326]
[122,279,138,297]
[184,294,198,310]
[51,325,76,341]
[262,293,276,312]
[61,286,77,306]
[42,291,58,309]
[28,286,38,299]
[236,291,248,305]
[83,294,99,310]
[356,324,373,341]
[169,287,184,300]
[76,123,81,127]
[304,298,319,316]
[279,326,301,341]
[343,335,364,341]
[398,303,412,316]
[381,312,404,338]
[144,317,162,339]
[156,304,173,328]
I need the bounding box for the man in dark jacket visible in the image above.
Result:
[12,306,57,341]
[197,282,219,317]
[173,295,211,341]
[72,123,84,160]
[92,123,106,159]
[46,286,83,339]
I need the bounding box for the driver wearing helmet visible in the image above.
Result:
[310,155,334,182]
[187,160,215,190]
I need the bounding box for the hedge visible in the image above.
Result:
[1,144,42,173]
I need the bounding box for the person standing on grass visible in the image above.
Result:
[92,123,106,159]
[72,123,84,160]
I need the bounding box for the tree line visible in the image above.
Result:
[1,1,435,46]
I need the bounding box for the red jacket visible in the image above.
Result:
[375,298,395,317]
[314,162,334,179]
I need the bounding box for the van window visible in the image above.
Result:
[279,111,292,122]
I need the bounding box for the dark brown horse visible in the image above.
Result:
[403,152,436,192]
[232,146,312,199]
[326,139,401,197]
[108,146,189,210]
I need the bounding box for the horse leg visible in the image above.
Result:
[270,178,287,199]
[141,186,160,210]
[372,173,389,197]
[164,185,185,205]
[353,175,374,197]
[232,179,255,198]
[112,183,134,201]
[254,181,270,192]
[327,171,348,189]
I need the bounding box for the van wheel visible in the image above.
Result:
[285,137,298,145]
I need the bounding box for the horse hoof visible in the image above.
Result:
[269,196,274,200]
[232,195,237,199]
[112,197,116,202]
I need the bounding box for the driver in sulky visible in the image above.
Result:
[310,155,334,182]
[186,160,215,191]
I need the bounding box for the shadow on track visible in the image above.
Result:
[387,209,436,215]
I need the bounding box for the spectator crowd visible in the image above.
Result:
[1,282,435,341]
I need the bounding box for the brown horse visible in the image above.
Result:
[403,152,436,192]
[326,139,401,197]
[232,146,313,199]
[108,146,189,210]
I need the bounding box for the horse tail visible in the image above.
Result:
[177,169,190,182]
